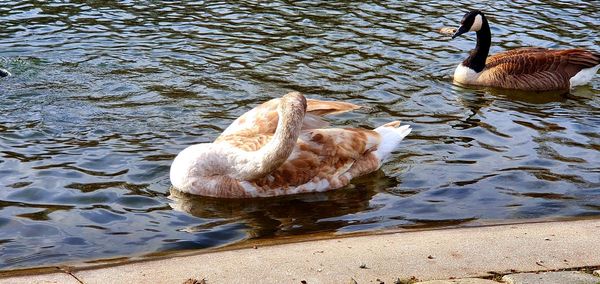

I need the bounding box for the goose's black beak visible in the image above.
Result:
[452,25,469,39]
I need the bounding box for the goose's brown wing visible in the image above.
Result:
[482,48,600,91]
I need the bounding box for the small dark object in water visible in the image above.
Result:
[0,68,10,77]
[439,27,457,35]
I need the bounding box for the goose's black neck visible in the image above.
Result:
[463,16,491,73]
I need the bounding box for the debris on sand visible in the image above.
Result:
[183,278,206,284]
[394,276,419,284]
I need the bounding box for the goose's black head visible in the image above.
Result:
[452,10,486,39]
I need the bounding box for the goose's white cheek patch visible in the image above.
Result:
[470,14,483,32]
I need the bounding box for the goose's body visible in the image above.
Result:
[170,92,411,198]
[452,11,600,91]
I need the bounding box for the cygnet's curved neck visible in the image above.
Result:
[232,93,307,180]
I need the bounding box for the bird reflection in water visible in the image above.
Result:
[168,170,398,239]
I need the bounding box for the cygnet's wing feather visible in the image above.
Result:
[217,98,361,150]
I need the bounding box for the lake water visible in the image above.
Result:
[0,1,599,270]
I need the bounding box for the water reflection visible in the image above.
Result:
[169,171,390,238]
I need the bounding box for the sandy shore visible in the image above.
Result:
[1,219,599,283]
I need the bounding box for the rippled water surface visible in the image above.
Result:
[1,1,599,270]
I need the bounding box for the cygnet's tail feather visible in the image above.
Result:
[373,121,411,162]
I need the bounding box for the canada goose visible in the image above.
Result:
[170,92,411,198]
[451,10,600,91]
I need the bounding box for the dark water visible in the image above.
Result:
[1,1,599,270]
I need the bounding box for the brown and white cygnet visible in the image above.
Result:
[170,92,411,198]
